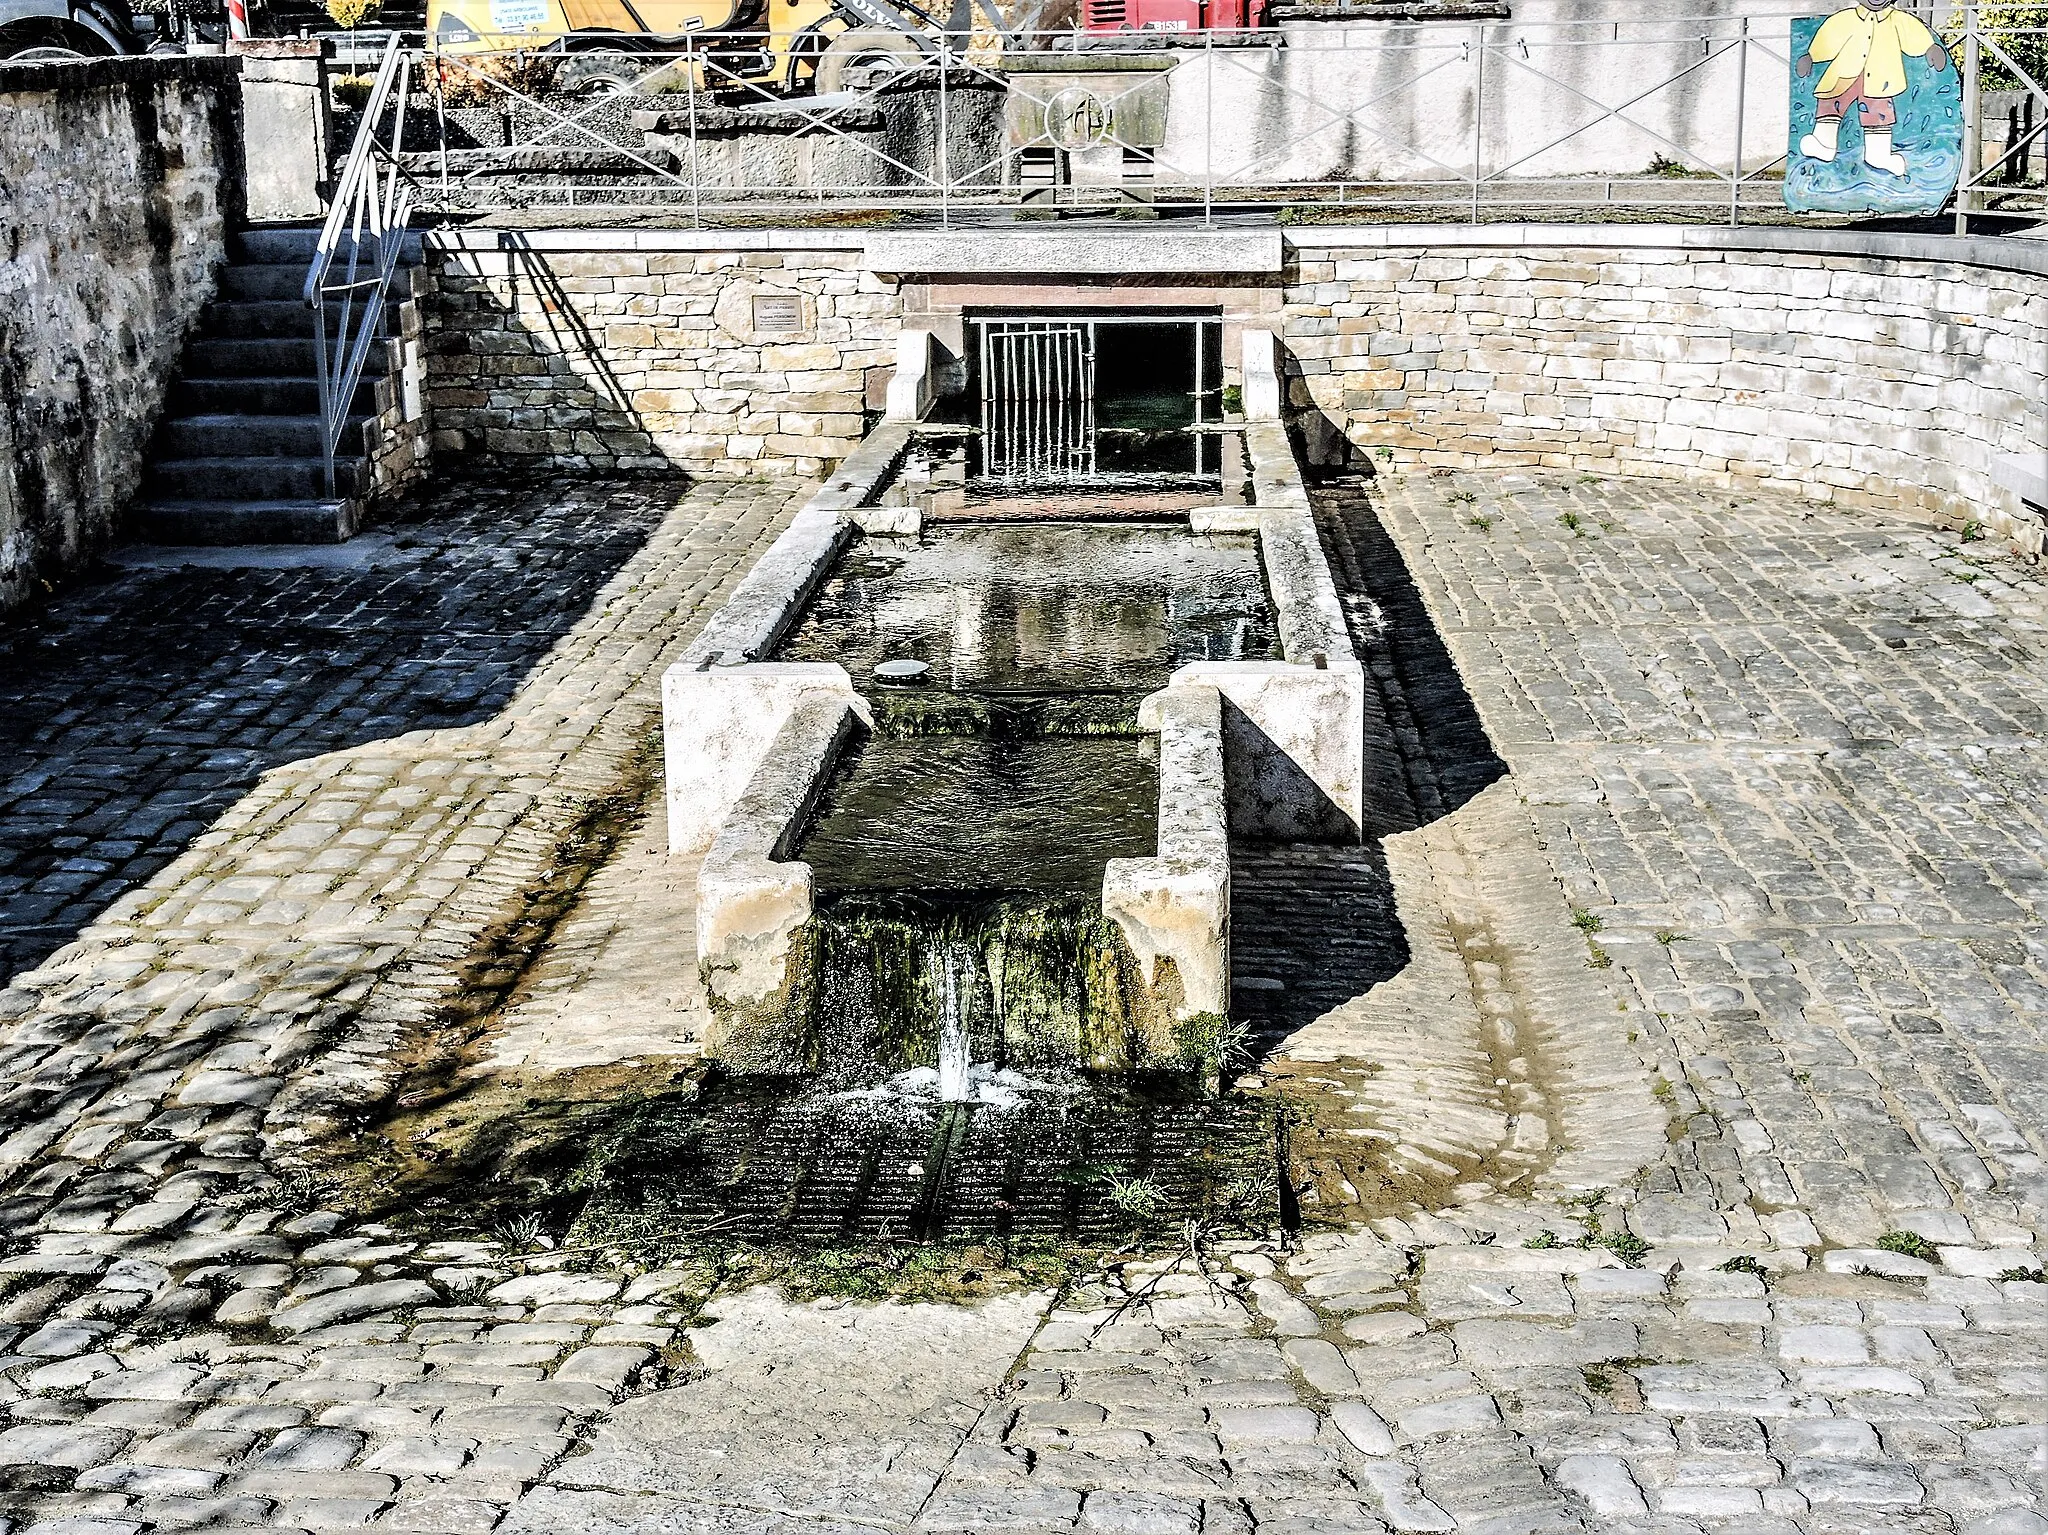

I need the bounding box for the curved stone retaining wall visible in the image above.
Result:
[422,226,2045,557]
[1280,228,2048,558]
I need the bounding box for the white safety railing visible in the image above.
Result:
[328,6,2045,229]
[307,34,417,499]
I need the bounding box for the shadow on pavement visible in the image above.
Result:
[0,473,674,981]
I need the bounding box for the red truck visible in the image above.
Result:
[1081,0,1266,32]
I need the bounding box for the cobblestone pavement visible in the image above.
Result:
[0,486,683,980]
[0,469,2043,1534]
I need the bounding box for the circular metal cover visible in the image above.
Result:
[1045,85,1114,152]
[873,659,931,684]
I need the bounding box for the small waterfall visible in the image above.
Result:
[934,939,975,1102]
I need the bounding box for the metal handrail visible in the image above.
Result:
[305,34,417,500]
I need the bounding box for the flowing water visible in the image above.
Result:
[648,518,1291,1238]
[774,522,1275,1090]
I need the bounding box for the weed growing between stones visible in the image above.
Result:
[1876,1229,1942,1263]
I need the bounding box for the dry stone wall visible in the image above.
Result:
[0,54,241,613]
[425,239,903,481]
[1282,239,2048,557]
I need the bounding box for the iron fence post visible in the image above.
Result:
[687,41,702,230]
[1471,24,1484,222]
[1959,4,1981,232]
[940,33,953,228]
[1204,26,1214,227]
[1731,19,1747,226]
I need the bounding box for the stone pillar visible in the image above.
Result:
[232,40,330,222]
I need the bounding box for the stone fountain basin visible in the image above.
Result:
[662,402,1370,1072]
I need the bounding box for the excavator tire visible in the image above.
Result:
[812,25,925,94]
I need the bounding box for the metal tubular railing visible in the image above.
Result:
[325,5,2045,233]
[306,34,418,500]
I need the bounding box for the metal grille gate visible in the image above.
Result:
[979,321,1097,483]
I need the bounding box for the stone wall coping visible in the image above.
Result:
[0,52,240,95]
[1280,221,2048,281]
[426,221,2047,283]
[426,227,871,254]
[864,229,1285,276]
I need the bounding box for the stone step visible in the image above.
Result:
[200,298,373,340]
[137,498,355,545]
[145,455,362,501]
[166,374,377,417]
[232,224,425,265]
[219,262,317,301]
[231,225,325,263]
[156,413,370,458]
[181,336,388,379]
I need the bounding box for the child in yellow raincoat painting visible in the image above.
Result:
[1797,1,1951,175]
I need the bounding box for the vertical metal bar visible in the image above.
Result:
[1471,26,1485,222]
[1193,319,1205,476]
[1958,5,1982,233]
[1087,321,1097,478]
[1204,26,1215,226]
[939,38,952,229]
[436,48,450,199]
[1731,21,1747,226]
[687,42,702,231]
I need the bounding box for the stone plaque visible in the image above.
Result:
[752,294,805,333]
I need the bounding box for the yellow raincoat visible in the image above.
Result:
[1809,3,1939,100]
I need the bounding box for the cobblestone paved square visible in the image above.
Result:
[0,466,2040,1534]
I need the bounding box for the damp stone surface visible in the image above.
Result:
[0,469,2041,1533]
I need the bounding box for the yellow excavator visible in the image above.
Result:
[425,0,1002,96]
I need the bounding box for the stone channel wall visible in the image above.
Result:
[424,236,902,481]
[0,54,242,614]
[1281,233,2048,557]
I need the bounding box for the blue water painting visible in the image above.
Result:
[1785,12,1963,215]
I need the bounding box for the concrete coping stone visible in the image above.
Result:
[862,228,1285,277]
[424,220,2048,283]
[683,421,912,667]
[695,690,868,1008]
[1102,684,1232,1020]
[1281,220,2048,281]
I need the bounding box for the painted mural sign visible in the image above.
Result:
[1785,3,1964,215]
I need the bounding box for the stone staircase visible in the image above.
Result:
[140,225,425,545]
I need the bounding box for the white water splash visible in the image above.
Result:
[935,940,974,1103]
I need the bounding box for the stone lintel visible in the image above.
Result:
[863,229,1284,279]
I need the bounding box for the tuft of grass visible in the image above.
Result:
[1524,1229,1560,1250]
[1559,510,1587,535]
[495,1212,549,1251]
[1571,908,1604,934]
[1600,1230,1652,1267]
[1104,1174,1171,1223]
[1718,1254,1768,1277]
[1653,928,1687,946]
[1447,489,1478,505]
[1651,1078,1676,1104]
[1997,1265,2046,1283]
[1468,514,1496,533]
[1960,520,1984,543]
[1875,1230,1940,1264]
[1586,942,1612,970]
